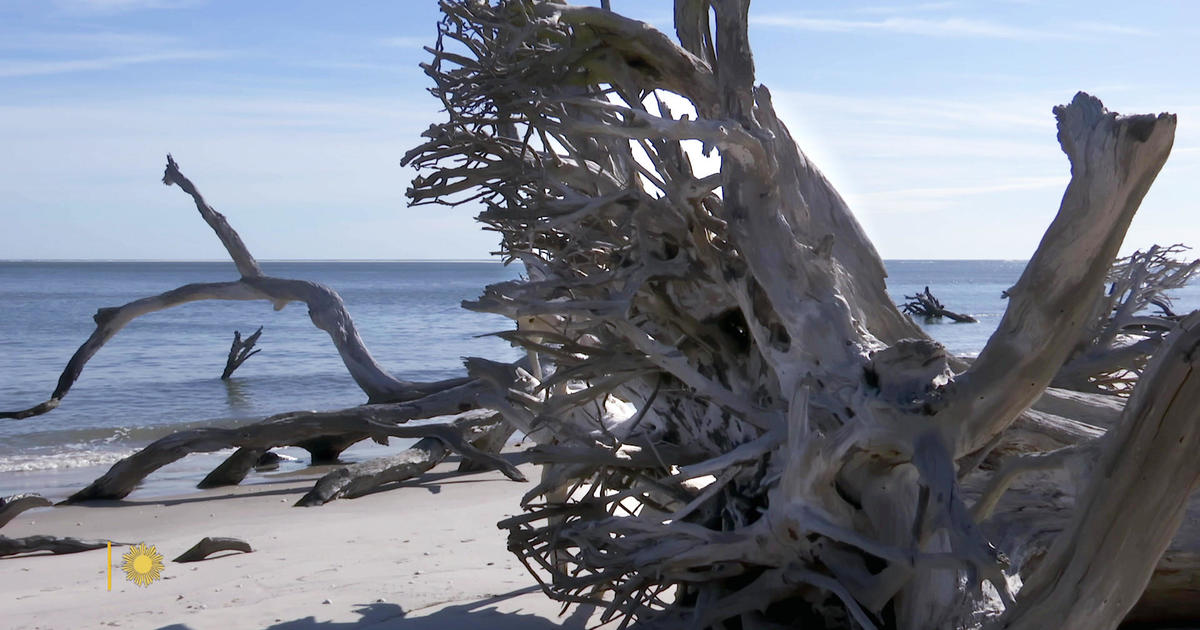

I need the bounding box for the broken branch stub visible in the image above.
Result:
[220,326,263,380]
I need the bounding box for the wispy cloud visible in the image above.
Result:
[751,15,1065,39]
[378,36,430,49]
[848,176,1067,215]
[1076,22,1152,37]
[0,51,226,78]
[0,31,180,52]
[51,0,200,14]
[856,2,958,15]
[860,176,1065,201]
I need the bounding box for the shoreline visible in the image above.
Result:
[0,455,591,629]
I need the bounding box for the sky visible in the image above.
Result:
[0,0,1197,261]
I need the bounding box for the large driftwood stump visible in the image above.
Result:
[402,2,1192,628]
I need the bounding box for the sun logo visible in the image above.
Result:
[121,543,164,587]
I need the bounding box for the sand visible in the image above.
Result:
[0,457,595,629]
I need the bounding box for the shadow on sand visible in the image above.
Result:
[154,588,597,630]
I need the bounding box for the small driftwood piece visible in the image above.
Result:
[0,494,52,529]
[0,535,121,558]
[297,438,446,507]
[297,411,507,506]
[220,326,262,379]
[902,286,978,323]
[173,537,252,562]
[457,418,517,473]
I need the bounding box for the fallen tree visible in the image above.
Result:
[0,155,525,505]
[902,286,978,323]
[400,1,1199,628]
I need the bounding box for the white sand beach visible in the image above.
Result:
[1,457,594,630]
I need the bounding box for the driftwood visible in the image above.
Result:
[0,155,470,421]
[296,411,504,506]
[173,536,253,562]
[402,1,1189,628]
[0,536,121,558]
[0,494,52,529]
[0,153,527,506]
[220,326,263,379]
[1053,244,1199,394]
[457,416,518,473]
[1,1,1197,628]
[297,438,447,507]
[65,390,525,503]
[902,286,978,323]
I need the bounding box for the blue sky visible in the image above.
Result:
[0,0,1197,260]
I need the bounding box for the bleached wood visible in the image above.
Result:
[993,312,1200,630]
[948,93,1176,457]
[66,396,524,503]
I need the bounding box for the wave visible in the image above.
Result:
[0,447,139,473]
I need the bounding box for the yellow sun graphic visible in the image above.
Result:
[121,543,164,587]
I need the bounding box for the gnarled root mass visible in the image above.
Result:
[902,286,978,323]
[1054,244,1199,395]
[406,1,1192,628]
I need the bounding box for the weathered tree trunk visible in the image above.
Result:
[403,2,1189,628]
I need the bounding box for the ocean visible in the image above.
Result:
[1,260,1196,500]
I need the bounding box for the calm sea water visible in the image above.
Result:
[1,260,1196,499]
